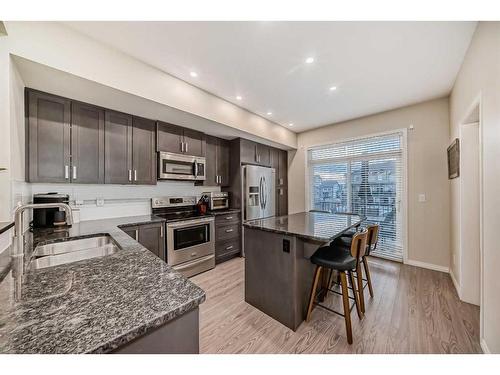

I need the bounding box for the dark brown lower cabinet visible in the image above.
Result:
[121,222,165,261]
[214,211,241,264]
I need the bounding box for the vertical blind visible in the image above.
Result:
[308,132,405,261]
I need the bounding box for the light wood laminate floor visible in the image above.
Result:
[191,257,482,354]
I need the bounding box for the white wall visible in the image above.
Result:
[449,21,500,353]
[289,97,451,269]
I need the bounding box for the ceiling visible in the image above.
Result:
[64,21,477,133]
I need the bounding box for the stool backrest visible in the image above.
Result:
[350,229,368,261]
[366,224,380,254]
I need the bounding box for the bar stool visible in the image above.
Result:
[335,224,379,313]
[305,229,368,344]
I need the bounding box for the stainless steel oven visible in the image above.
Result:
[166,216,215,277]
[158,151,206,181]
[203,191,229,211]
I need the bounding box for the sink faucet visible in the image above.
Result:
[12,203,73,257]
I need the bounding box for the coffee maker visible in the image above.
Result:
[32,193,70,228]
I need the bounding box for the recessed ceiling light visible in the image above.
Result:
[190,71,198,78]
[288,123,294,127]
[236,96,242,101]
[267,112,272,116]
[329,86,337,91]
[305,57,315,64]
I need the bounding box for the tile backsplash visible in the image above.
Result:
[12,180,220,222]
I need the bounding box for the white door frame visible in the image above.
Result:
[458,92,484,345]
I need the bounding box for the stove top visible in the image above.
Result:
[151,195,213,223]
[154,210,213,223]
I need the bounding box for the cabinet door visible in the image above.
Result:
[277,187,288,216]
[256,143,271,166]
[239,138,257,164]
[138,223,165,261]
[217,138,230,187]
[278,149,288,187]
[71,102,105,184]
[27,90,71,183]
[157,121,183,154]
[132,117,156,185]
[105,110,133,184]
[204,135,218,186]
[183,128,205,157]
[270,148,280,186]
[122,225,138,240]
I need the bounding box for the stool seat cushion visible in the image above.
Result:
[310,246,356,271]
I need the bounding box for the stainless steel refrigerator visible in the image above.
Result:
[242,165,276,221]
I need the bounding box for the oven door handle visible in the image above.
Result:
[166,217,214,228]
[174,254,215,271]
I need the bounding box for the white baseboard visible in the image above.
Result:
[481,338,491,354]
[405,259,449,273]
[449,269,461,299]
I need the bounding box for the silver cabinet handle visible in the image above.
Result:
[225,216,233,220]
[128,170,132,181]
[135,229,139,241]
[225,245,234,251]
[225,228,234,233]
[279,178,283,185]
[180,142,184,153]
[65,165,69,179]
[72,166,77,180]
[194,163,198,177]
[160,225,163,238]
[134,169,137,181]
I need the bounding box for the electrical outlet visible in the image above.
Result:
[418,194,426,203]
[75,200,84,207]
[96,198,105,207]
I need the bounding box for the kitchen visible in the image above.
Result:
[0,11,499,371]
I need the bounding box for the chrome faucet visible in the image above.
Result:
[12,203,73,257]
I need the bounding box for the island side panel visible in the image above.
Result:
[113,308,199,354]
[244,227,315,331]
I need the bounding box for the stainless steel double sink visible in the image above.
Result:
[29,235,119,271]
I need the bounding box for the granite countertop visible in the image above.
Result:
[243,212,364,242]
[0,215,206,354]
[208,208,241,216]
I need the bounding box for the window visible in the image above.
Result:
[308,132,406,261]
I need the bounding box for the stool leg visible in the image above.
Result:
[340,271,353,344]
[306,266,322,322]
[356,263,365,314]
[362,256,374,298]
[348,270,362,320]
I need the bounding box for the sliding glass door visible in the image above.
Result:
[308,132,405,261]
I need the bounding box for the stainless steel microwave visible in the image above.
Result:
[158,151,206,181]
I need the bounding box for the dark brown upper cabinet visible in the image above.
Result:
[271,148,288,187]
[27,90,71,183]
[71,102,105,184]
[157,121,205,157]
[104,110,133,184]
[132,117,156,184]
[239,138,270,166]
[105,111,156,185]
[204,135,230,187]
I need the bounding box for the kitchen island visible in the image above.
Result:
[243,212,363,331]
[0,215,205,354]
